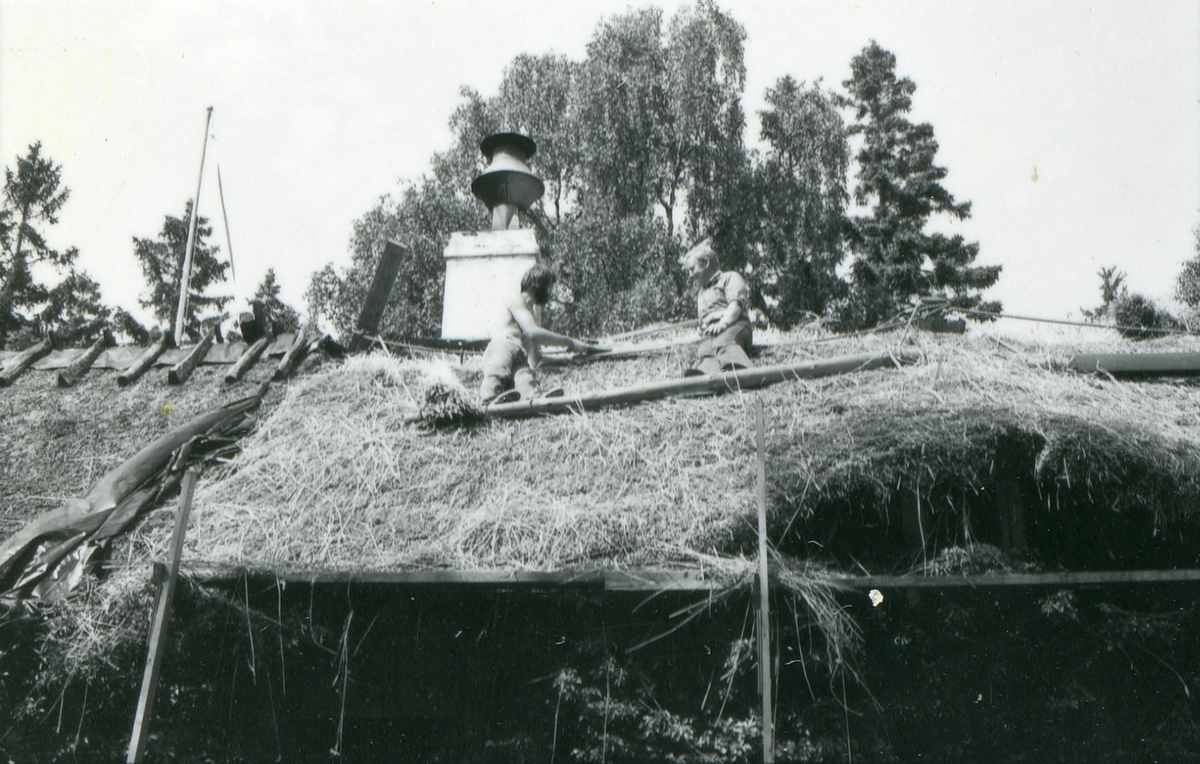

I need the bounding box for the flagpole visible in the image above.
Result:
[174,106,214,347]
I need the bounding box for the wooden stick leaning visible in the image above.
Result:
[349,239,406,352]
[126,467,199,764]
[756,397,775,762]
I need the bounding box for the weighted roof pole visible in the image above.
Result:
[174,107,214,348]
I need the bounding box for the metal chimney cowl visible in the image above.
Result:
[441,132,546,341]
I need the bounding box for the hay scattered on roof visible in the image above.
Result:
[182,325,1200,576]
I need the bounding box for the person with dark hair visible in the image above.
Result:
[478,264,606,404]
[679,238,753,376]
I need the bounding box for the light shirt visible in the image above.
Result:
[697,271,749,326]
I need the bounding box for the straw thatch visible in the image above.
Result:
[6,321,1200,687]
[179,323,1200,577]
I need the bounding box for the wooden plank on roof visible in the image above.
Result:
[180,564,1200,592]
[272,330,312,381]
[118,335,172,387]
[167,326,218,384]
[0,335,54,386]
[57,330,115,387]
[350,239,407,352]
[485,349,921,418]
[1069,352,1200,377]
[127,469,198,763]
[224,334,272,384]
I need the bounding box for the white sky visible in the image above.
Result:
[2,0,1198,326]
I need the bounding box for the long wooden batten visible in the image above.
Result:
[484,349,922,418]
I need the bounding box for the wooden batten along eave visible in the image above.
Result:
[181,564,722,591]
[179,564,1200,592]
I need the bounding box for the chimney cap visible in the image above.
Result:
[480,132,537,161]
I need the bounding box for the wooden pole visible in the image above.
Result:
[167,325,218,384]
[602,319,699,343]
[843,568,1200,589]
[0,334,54,387]
[173,107,214,348]
[127,467,199,764]
[57,330,114,387]
[118,334,172,387]
[484,349,920,418]
[178,564,1200,590]
[756,398,774,762]
[349,240,407,351]
[539,335,702,366]
[225,334,272,384]
[1068,352,1200,377]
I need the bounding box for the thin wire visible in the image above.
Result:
[217,165,236,283]
[206,113,237,284]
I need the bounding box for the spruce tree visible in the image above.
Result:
[839,41,1000,329]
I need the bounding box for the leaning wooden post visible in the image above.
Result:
[272,329,312,381]
[0,334,55,387]
[126,466,199,764]
[225,333,273,384]
[755,397,774,762]
[118,334,172,387]
[57,329,115,387]
[167,325,218,385]
[349,239,406,352]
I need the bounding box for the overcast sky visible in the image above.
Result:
[2,0,1198,327]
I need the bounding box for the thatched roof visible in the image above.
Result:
[7,321,1200,588]
[6,318,1200,694]
[163,323,1200,578]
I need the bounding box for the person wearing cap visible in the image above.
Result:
[679,238,753,376]
[479,264,606,404]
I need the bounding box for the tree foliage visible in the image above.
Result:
[838,41,1000,329]
[1174,227,1200,315]
[309,9,1005,341]
[1081,265,1128,321]
[251,268,302,334]
[132,200,230,340]
[753,77,850,327]
[306,179,480,339]
[0,142,110,348]
[548,202,689,336]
